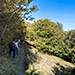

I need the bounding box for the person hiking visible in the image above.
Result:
[15,39,20,56]
[20,38,25,45]
[8,39,16,59]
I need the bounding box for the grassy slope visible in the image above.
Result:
[0,42,75,75]
[24,44,75,75]
[0,48,23,75]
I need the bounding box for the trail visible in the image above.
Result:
[18,49,26,75]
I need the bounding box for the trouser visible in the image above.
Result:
[9,48,16,59]
[16,48,19,56]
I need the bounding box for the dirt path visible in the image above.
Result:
[18,49,26,75]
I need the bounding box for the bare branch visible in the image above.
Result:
[1,25,7,38]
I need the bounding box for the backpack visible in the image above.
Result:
[8,42,16,50]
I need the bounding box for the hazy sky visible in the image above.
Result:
[29,0,75,31]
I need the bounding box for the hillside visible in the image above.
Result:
[24,42,75,75]
[25,53,75,75]
[0,42,75,75]
[0,0,75,75]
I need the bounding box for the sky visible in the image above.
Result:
[29,0,75,31]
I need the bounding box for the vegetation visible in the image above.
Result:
[24,42,75,75]
[0,0,38,53]
[26,19,75,63]
[0,0,75,75]
[0,48,23,75]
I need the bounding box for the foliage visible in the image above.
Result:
[0,0,38,53]
[26,19,75,63]
[63,30,75,63]
[56,22,63,30]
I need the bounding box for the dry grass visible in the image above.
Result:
[25,47,75,75]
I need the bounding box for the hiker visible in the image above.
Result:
[20,38,25,45]
[15,39,20,56]
[8,39,16,59]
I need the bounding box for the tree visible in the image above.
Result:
[0,0,39,20]
[26,19,75,63]
[0,0,38,39]
[56,22,63,30]
[26,19,65,51]
[0,0,38,52]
